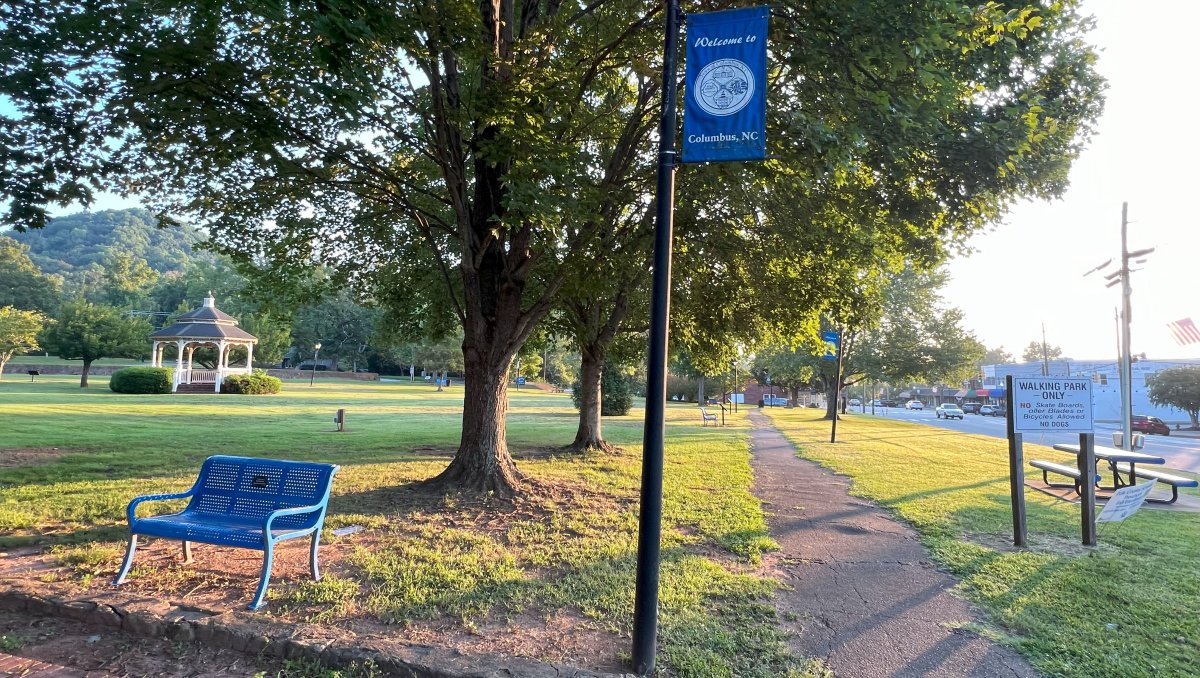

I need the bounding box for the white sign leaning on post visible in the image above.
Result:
[1012,377,1094,433]
[1097,480,1157,522]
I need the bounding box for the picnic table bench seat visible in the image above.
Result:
[700,407,718,426]
[1111,462,1199,504]
[113,455,339,610]
[1029,459,1101,492]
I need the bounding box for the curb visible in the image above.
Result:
[0,589,632,678]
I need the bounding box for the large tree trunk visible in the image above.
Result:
[571,348,614,453]
[428,355,523,495]
[823,379,838,420]
[80,359,92,388]
[0,352,9,382]
[697,374,705,404]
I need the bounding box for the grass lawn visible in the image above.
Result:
[0,375,821,677]
[764,408,1200,678]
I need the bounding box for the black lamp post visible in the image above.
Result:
[309,342,322,387]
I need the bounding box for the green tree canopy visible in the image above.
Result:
[40,300,151,387]
[0,236,62,314]
[981,346,1014,366]
[1148,367,1200,429]
[1,0,1104,495]
[0,306,46,381]
[1022,340,1064,364]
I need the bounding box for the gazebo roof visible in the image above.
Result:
[149,293,258,343]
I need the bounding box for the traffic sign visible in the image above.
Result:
[517,376,526,386]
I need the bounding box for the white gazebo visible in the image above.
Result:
[148,293,258,393]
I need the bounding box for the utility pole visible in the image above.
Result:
[1118,203,1134,451]
[1083,202,1153,451]
[1040,323,1050,376]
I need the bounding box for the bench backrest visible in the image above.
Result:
[186,455,339,530]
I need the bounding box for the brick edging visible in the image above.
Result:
[0,590,629,678]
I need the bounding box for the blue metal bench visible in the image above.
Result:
[113,455,340,610]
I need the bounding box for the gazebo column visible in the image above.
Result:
[150,341,158,367]
[174,341,185,391]
[246,344,254,372]
[216,341,228,393]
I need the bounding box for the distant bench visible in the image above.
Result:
[113,455,339,609]
[700,407,718,427]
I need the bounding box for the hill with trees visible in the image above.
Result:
[3,209,208,275]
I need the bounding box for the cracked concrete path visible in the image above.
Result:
[749,411,1036,677]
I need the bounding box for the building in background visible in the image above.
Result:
[981,359,1200,424]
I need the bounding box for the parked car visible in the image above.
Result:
[960,402,981,414]
[905,400,924,410]
[879,399,898,408]
[935,404,964,419]
[1131,415,1170,436]
[761,395,789,406]
[979,404,1005,417]
[871,399,883,407]
[849,398,861,406]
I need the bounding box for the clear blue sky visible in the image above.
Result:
[48,0,1196,362]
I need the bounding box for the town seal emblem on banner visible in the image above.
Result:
[695,59,754,116]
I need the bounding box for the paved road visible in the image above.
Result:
[854,407,1200,473]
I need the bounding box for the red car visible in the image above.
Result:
[1131,415,1170,436]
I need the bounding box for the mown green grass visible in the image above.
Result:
[0,376,820,677]
[765,409,1200,678]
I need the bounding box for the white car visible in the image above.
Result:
[905,400,924,410]
[935,404,964,419]
[849,398,861,406]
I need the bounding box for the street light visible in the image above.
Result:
[309,342,322,387]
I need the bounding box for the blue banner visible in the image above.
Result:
[822,331,840,361]
[682,6,768,163]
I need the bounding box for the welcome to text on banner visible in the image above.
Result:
[682,6,768,163]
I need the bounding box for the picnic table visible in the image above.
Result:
[1052,443,1164,490]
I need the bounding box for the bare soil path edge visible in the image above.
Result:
[0,587,631,678]
[748,410,1037,678]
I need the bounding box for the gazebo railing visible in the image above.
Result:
[174,366,254,391]
[181,369,219,385]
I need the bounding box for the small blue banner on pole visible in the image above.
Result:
[682,6,768,163]
[822,330,840,361]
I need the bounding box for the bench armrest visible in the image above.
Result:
[127,491,195,524]
[263,502,328,533]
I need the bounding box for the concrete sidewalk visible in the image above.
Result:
[748,411,1035,677]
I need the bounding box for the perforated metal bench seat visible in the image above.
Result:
[132,514,315,547]
[113,455,339,609]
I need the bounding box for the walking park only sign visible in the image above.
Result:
[1005,375,1099,549]
[1011,377,1094,432]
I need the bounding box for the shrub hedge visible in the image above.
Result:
[571,361,634,416]
[109,367,174,394]
[222,370,283,395]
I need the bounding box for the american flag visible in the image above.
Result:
[1167,318,1200,346]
